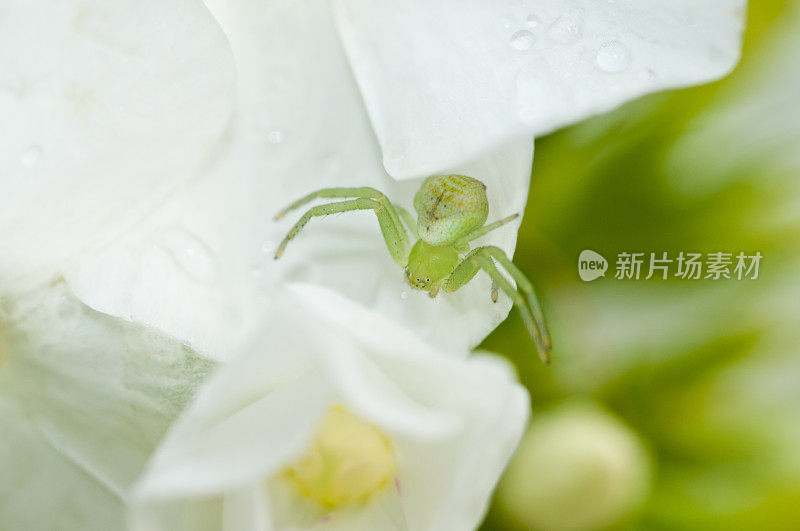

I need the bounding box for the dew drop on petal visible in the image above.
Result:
[526,14,540,28]
[158,226,220,284]
[547,9,583,44]
[510,30,535,51]
[596,41,631,73]
[20,145,42,167]
[400,291,408,300]
[262,240,275,255]
[267,130,285,144]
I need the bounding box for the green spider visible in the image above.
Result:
[274,174,551,364]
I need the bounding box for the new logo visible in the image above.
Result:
[578,249,608,281]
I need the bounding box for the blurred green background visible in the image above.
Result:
[481,1,800,529]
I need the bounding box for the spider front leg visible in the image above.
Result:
[444,246,551,364]
[395,205,418,238]
[452,213,519,248]
[274,192,409,265]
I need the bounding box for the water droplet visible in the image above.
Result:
[547,9,583,44]
[262,240,275,255]
[158,226,220,284]
[20,145,42,167]
[250,267,264,279]
[267,131,284,144]
[596,41,630,73]
[509,30,535,51]
[400,291,408,300]
[526,14,540,28]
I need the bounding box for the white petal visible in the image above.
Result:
[371,354,529,531]
[222,484,273,531]
[0,0,235,293]
[0,283,215,530]
[295,487,408,531]
[136,368,331,499]
[65,0,533,360]
[131,284,529,530]
[332,0,746,178]
[667,4,800,194]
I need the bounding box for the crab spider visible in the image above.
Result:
[274,175,551,364]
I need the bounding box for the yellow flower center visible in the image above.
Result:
[286,406,395,508]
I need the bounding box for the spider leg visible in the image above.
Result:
[453,213,519,248]
[443,248,483,292]
[395,205,418,238]
[481,246,551,353]
[275,187,409,258]
[275,187,410,264]
[444,246,550,364]
[274,198,409,265]
[275,187,383,220]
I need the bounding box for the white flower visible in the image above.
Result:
[333,0,747,179]
[1,0,745,360]
[0,2,751,528]
[0,0,235,294]
[129,283,529,531]
[0,283,216,531]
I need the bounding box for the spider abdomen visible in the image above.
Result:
[413,175,489,246]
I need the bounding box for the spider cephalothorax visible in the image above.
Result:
[274,175,551,363]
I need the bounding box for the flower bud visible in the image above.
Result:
[498,402,652,531]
